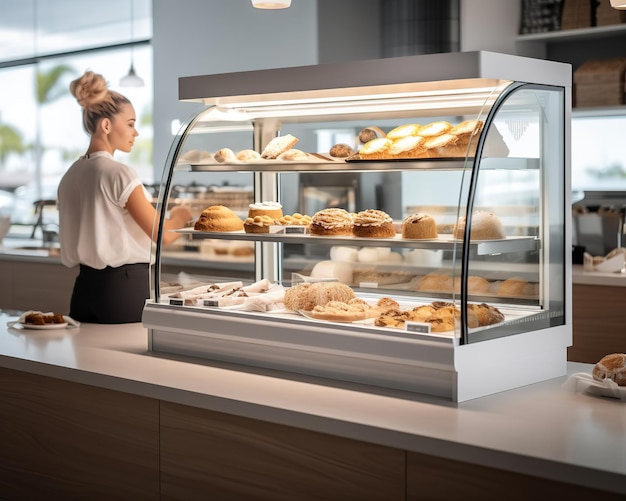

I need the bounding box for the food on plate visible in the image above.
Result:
[592,353,626,386]
[277,213,312,226]
[401,213,438,239]
[244,215,276,233]
[214,147,238,163]
[358,137,393,160]
[24,312,66,325]
[248,201,283,219]
[277,148,311,161]
[329,144,356,158]
[284,282,356,312]
[194,205,244,232]
[358,126,386,144]
[236,149,262,162]
[388,135,426,159]
[386,123,422,140]
[306,296,400,322]
[261,134,299,159]
[374,301,504,332]
[310,208,354,236]
[352,209,395,238]
[453,210,505,240]
[417,121,453,137]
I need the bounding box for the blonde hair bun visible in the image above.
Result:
[70,71,109,108]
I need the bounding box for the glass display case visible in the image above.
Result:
[143,51,572,402]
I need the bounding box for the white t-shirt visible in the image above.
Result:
[57,151,152,269]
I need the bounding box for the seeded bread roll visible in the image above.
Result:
[329,143,356,158]
[358,126,386,144]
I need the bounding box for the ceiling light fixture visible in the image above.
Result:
[251,0,291,9]
[610,0,626,9]
[120,0,145,87]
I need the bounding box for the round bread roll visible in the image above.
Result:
[284,282,356,312]
[467,303,505,326]
[592,353,626,386]
[497,277,530,297]
[330,246,359,262]
[194,205,244,232]
[358,126,386,144]
[454,210,505,240]
[248,201,283,219]
[214,148,237,163]
[352,209,395,238]
[329,144,356,158]
[310,208,353,236]
[402,213,438,239]
[180,149,213,163]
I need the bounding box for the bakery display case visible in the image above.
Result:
[143,51,572,402]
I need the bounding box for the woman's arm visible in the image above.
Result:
[125,184,192,244]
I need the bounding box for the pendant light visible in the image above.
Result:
[251,0,291,8]
[610,0,626,8]
[120,0,144,87]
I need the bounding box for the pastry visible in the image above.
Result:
[180,149,213,163]
[310,208,354,236]
[358,126,386,144]
[358,137,393,160]
[415,273,453,292]
[277,148,310,161]
[352,209,395,238]
[248,201,283,219]
[308,299,371,322]
[422,133,459,158]
[214,147,238,163]
[417,121,453,137]
[261,134,299,159]
[284,282,355,311]
[592,353,626,386]
[236,149,262,162]
[24,312,66,325]
[453,210,505,240]
[401,213,438,239]
[467,303,505,326]
[329,144,356,158]
[244,215,275,233]
[194,205,244,232]
[497,277,531,297]
[388,135,426,159]
[277,213,312,226]
[386,123,421,140]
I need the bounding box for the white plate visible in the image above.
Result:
[562,372,626,401]
[21,322,68,330]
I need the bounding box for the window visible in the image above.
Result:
[0,0,152,235]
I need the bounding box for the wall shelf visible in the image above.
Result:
[516,23,626,44]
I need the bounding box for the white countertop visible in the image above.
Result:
[1,312,624,495]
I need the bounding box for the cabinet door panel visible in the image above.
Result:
[0,367,159,500]
[160,401,405,500]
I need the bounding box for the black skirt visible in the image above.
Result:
[70,263,150,324]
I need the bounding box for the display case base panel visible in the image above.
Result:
[143,303,570,402]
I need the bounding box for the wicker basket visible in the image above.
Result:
[574,58,626,108]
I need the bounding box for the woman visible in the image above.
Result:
[58,70,192,324]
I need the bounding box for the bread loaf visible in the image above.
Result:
[284,282,355,311]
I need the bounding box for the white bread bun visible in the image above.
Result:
[310,260,353,284]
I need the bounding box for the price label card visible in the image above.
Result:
[169,298,184,306]
[284,226,306,234]
[359,282,379,288]
[203,300,220,307]
[405,321,431,334]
